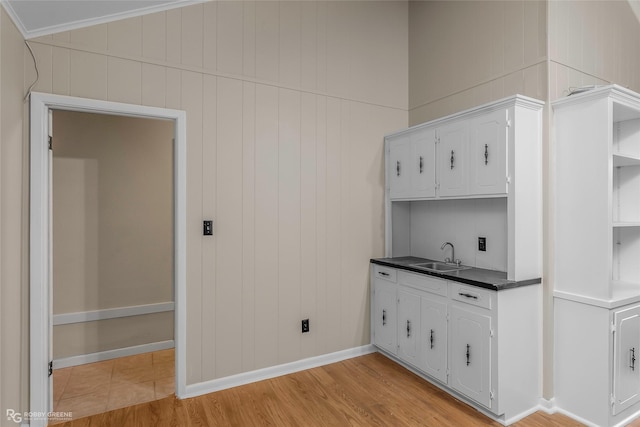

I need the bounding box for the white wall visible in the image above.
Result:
[25,1,408,386]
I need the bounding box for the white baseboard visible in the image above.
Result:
[53,340,174,369]
[53,301,174,325]
[183,344,376,399]
[537,397,556,414]
[552,406,601,427]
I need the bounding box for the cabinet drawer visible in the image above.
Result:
[373,265,397,282]
[450,283,493,310]
[398,271,447,297]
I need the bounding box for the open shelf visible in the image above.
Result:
[613,154,640,167]
[613,227,640,284]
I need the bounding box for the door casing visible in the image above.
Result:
[29,92,187,427]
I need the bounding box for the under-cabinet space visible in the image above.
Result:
[390,198,507,272]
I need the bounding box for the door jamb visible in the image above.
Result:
[29,92,187,426]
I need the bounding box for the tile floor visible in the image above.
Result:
[51,349,174,423]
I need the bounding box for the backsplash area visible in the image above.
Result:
[408,198,507,272]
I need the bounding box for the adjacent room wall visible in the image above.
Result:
[0,7,26,425]
[52,111,174,359]
[26,1,408,386]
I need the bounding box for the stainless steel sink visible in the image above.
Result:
[410,261,470,273]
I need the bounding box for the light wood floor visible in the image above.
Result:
[51,349,175,423]
[49,352,588,426]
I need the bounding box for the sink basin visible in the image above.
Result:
[410,261,470,273]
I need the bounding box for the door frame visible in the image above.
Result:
[29,92,187,426]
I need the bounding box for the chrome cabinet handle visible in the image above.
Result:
[450,150,455,169]
[382,309,386,326]
[419,156,424,174]
[466,344,471,366]
[484,144,489,165]
[430,329,434,349]
[406,320,411,338]
[396,161,400,176]
[632,348,636,371]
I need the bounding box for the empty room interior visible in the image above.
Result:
[3,1,640,426]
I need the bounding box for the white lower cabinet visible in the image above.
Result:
[614,305,640,415]
[371,264,540,425]
[372,266,398,355]
[397,288,421,366]
[449,304,493,408]
[420,295,448,383]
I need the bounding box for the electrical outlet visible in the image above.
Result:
[203,220,213,236]
[301,319,310,333]
[478,237,487,252]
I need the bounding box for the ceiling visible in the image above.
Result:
[1,0,206,39]
[2,0,640,41]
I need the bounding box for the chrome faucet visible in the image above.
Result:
[441,242,461,266]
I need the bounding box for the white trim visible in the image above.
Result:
[537,397,557,414]
[53,302,175,326]
[29,92,187,427]
[54,340,174,369]
[1,0,207,40]
[551,407,603,427]
[183,345,376,399]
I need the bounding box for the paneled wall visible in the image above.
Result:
[408,0,547,125]
[26,1,408,386]
[548,0,640,100]
[0,8,27,424]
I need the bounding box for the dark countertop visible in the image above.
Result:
[370,256,541,291]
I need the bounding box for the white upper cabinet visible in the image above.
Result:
[437,121,468,197]
[388,134,412,200]
[386,96,538,202]
[468,109,508,195]
[412,127,437,198]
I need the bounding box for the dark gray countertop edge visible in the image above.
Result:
[370,258,541,291]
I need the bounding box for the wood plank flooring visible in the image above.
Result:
[50,352,584,426]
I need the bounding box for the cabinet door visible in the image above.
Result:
[373,278,397,354]
[438,122,468,197]
[449,305,493,408]
[412,128,436,198]
[613,305,640,415]
[397,288,421,367]
[389,135,412,200]
[420,295,448,383]
[468,110,508,195]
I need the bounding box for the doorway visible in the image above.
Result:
[29,93,187,427]
[50,110,174,420]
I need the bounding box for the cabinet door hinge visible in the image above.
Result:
[506,176,511,184]
[48,136,53,150]
[48,360,53,376]
[446,313,450,322]
[611,394,616,406]
[611,322,617,334]
[490,391,495,400]
[446,368,450,377]
[506,119,512,128]
[490,329,495,338]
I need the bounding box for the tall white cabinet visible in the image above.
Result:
[553,85,640,426]
[373,96,544,425]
